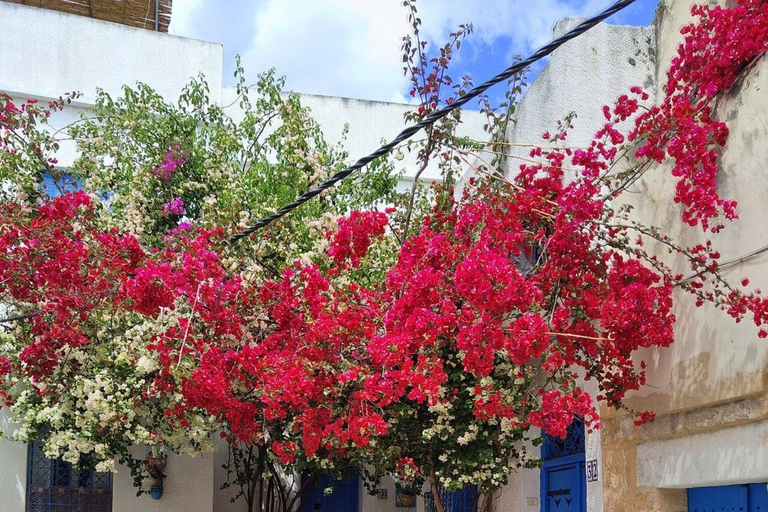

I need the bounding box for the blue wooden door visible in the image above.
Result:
[541,419,586,512]
[688,483,768,512]
[302,475,359,512]
[749,483,768,512]
[543,461,585,512]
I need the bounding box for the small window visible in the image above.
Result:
[26,443,113,512]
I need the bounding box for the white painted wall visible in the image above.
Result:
[493,444,541,512]
[113,448,214,512]
[1,410,215,512]
[627,0,768,414]
[0,410,28,512]
[358,475,430,512]
[0,1,223,105]
[221,87,487,185]
[506,17,655,156]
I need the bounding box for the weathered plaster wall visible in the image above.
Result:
[506,17,655,157]
[503,1,768,510]
[594,0,768,510]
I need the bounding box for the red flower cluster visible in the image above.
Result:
[631,0,768,232]
[327,210,389,268]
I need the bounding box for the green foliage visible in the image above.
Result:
[68,57,402,273]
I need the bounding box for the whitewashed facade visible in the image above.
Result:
[0,3,484,512]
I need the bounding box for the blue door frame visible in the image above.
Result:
[540,419,587,512]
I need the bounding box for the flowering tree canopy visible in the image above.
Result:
[1,1,767,512]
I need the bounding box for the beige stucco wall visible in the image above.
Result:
[502,1,768,510]
[598,0,768,510]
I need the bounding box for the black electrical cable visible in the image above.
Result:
[228,0,637,243]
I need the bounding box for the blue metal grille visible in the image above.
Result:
[424,485,478,512]
[26,443,112,512]
[542,418,585,461]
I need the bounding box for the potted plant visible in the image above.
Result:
[145,449,168,500]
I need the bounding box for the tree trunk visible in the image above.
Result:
[480,489,494,512]
[429,469,447,512]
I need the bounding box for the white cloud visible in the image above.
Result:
[171,0,621,102]
[240,0,411,102]
[168,0,204,37]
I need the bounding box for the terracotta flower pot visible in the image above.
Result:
[399,493,415,507]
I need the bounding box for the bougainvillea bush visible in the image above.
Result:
[0,64,407,502]
[1,1,768,512]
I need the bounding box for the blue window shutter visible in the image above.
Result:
[41,172,81,197]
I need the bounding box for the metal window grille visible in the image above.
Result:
[26,443,113,512]
[424,485,479,512]
[542,418,585,461]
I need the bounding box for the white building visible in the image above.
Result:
[3,1,767,512]
[0,2,484,512]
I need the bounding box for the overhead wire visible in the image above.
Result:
[676,243,768,285]
[227,0,638,243]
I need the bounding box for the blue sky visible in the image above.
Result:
[169,0,659,107]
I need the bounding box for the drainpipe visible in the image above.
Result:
[154,0,159,31]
